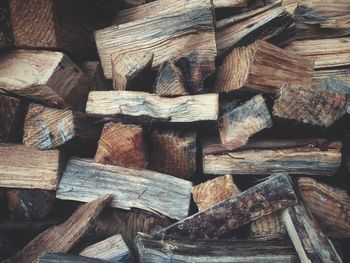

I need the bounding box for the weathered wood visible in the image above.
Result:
[94,122,148,169]
[0,50,89,109]
[150,129,196,179]
[203,138,342,175]
[219,95,272,150]
[6,195,111,263]
[215,40,314,94]
[282,199,342,263]
[156,173,297,238]
[79,234,131,262]
[298,177,350,239]
[250,213,286,240]
[85,91,219,123]
[56,158,192,220]
[80,61,111,91]
[0,143,62,190]
[313,68,350,87]
[320,76,350,96]
[112,51,154,91]
[0,1,13,48]
[38,253,113,263]
[23,104,101,150]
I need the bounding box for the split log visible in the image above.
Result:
[112,51,154,91]
[313,68,350,87]
[38,253,112,263]
[79,234,131,262]
[0,1,13,48]
[150,129,196,179]
[214,40,314,94]
[0,50,89,109]
[219,95,272,150]
[0,143,62,190]
[202,138,342,175]
[56,158,192,220]
[135,234,299,263]
[85,91,219,123]
[6,195,111,263]
[94,122,148,169]
[250,213,286,241]
[23,104,101,150]
[156,173,297,238]
[320,76,350,96]
[80,61,111,91]
[282,199,342,263]
[298,177,350,239]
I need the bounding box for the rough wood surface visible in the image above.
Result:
[94,122,148,169]
[156,173,297,238]
[38,253,113,263]
[203,138,342,175]
[80,61,111,91]
[6,195,111,263]
[320,76,350,96]
[250,213,286,241]
[215,41,314,94]
[56,158,192,220]
[86,91,219,123]
[0,50,88,109]
[0,143,62,190]
[313,68,350,87]
[219,95,272,150]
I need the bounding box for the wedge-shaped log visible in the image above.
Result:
[250,213,286,241]
[156,173,297,238]
[215,41,314,94]
[0,50,88,109]
[80,61,111,91]
[203,138,342,175]
[56,158,192,220]
[7,195,111,263]
[23,104,100,150]
[0,143,62,190]
[38,253,112,263]
[86,91,219,123]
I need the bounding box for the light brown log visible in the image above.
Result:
[250,213,286,241]
[80,61,111,91]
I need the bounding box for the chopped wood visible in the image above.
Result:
[250,213,286,241]
[219,95,272,150]
[85,91,219,123]
[38,253,112,263]
[112,51,154,91]
[156,173,297,238]
[6,195,111,263]
[202,138,342,175]
[80,61,111,91]
[0,50,89,109]
[215,41,314,94]
[56,158,192,220]
[0,143,62,190]
[313,68,350,87]
[320,76,350,96]
[298,177,350,239]
[23,104,101,150]
[150,129,196,179]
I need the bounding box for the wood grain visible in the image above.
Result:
[38,253,113,263]
[250,213,286,241]
[313,68,350,87]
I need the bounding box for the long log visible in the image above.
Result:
[38,253,113,263]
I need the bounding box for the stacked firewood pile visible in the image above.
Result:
[1,0,350,262]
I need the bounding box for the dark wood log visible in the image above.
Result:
[38,253,113,263]
[80,61,111,91]
[156,173,297,239]
[0,1,13,48]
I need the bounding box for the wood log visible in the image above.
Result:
[85,91,219,123]
[0,143,62,190]
[313,68,350,87]
[0,50,89,109]
[0,1,13,48]
[112,51,154,91]
[298,177,350,239]
[156,173,297,238]
[23,103,101,150]
[214,40,314,94]
[320,76,350,96]
[94,122,148,169]
[79,234,131,262]
[80,61,111,91]
[135,234,299,263]
[150,129,196,179]
[250,213,286,241]
[202,138,342,175]
[56,158,192,220]
[38,253,112,263]
[219,95,272,150]
[282,199,342,263]
[6,195,111,263]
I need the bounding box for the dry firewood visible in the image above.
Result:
[219,95,272,150]
[80,61,111,91]
[250,213,286,241]
[298,177,350,239]
[313,68,350,87]
[6,195,111,263]
[282,199,342,263]
[0,50,89,109]
[150,129,196,179]
[56,158,192,220]
[320,76,350,95]
[0,143,62,190]
[94,122,148,169]
[273,83,348,127]
[0,2,13,48]
[215,41,314,94]
[202,138,342,175]
[38,253,112,263]
[85,91,219,123]
[23,104,101,150]
[112,51,154,91]
[156,173,297,239]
